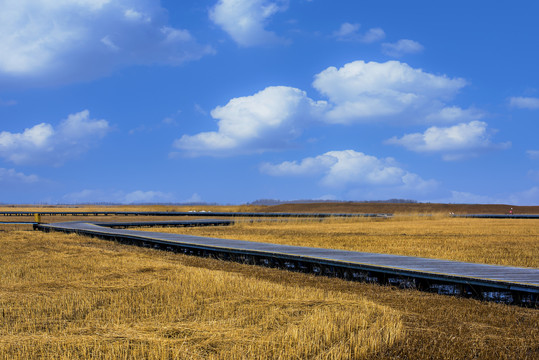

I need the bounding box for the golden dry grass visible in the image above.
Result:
[0,230,402,359]
[138,216,539,268]
[1,205,538,359]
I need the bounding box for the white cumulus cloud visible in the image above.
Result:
[174,60,480,157]
[509,96,539,109]
[382,39,424,57]
[386,121,511,160]
[174,86,327,156]
[312,60,467,124]
[0,0,214,88]
[210,0,288,46]
[0,110,110,165]
[261,150,437,194]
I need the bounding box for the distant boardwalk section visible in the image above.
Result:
[2,211,391,218]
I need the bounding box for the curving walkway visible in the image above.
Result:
[34,220,539,306]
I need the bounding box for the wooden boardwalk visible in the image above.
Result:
[35,220,539,306]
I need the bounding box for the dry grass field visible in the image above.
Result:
[0,230,402,359]
[1,204,538,359]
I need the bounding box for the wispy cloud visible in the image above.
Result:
[528,170,539,182]
[382,39,424,57]
[333,23,385,43]
[62,189,174,204]
[527,150,539,159]
[425,106,484,123]
[182,193,203,203]
[509,96,539,109]
[433,187,539,206]
[0,168,39,184]
[0,98,17,106]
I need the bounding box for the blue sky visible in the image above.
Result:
[1,0,538,205]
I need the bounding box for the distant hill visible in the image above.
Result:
[248,199,418,206]
[254,202,539,215]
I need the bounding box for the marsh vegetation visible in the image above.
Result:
[0,205,537,359]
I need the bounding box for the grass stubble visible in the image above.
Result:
[0,213,537,359]
[1,230,402,359]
